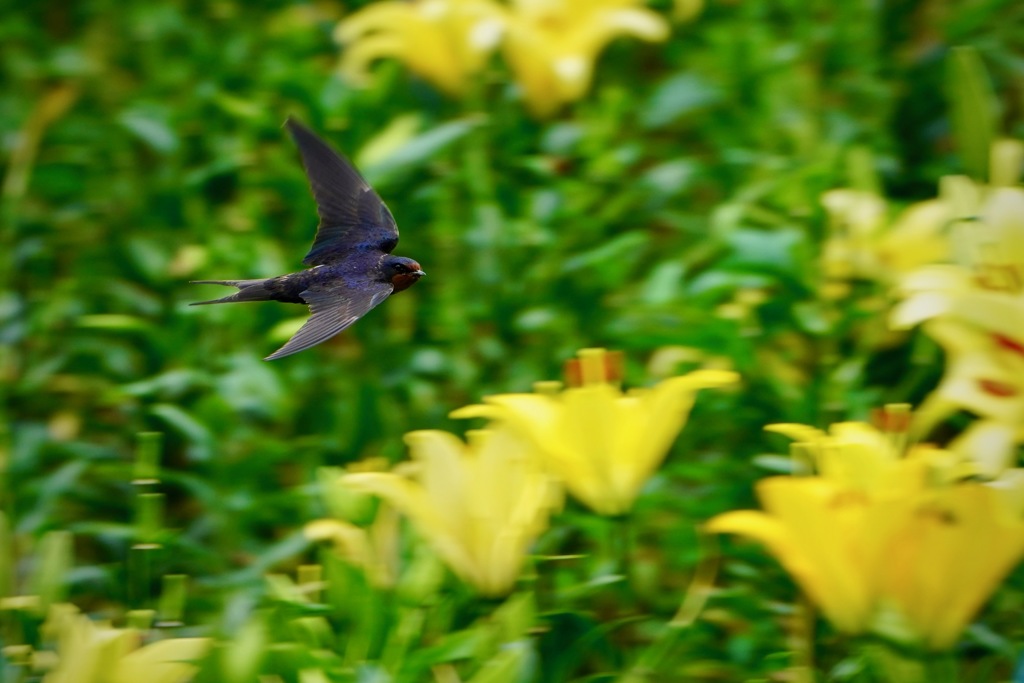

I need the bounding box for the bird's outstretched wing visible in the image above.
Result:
[285,118,399,266]
[264,278,393,360]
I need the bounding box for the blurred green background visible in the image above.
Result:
[3,0,1024,680]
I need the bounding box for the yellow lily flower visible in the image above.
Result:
[906,315,1024,438]
[820,189,950,285]
[501,0,670,117]
[765,420,905,489]
[453,349,738,516]
[892,163,1024,439]
[709,474,1024,649]
[336,0,506,96]
[342,427,559,597]
[708,476,887,634]
[948,419,1019,478]
[875,483,1024,650]
[306,505,401,589]
[42,604,209,683]
[708,420,1024,650]
[305,459,402,587]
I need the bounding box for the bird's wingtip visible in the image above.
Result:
[283,116,306,134]
[264,345,290,361]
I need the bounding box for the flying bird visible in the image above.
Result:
[191,118,424,360]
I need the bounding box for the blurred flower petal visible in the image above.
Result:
[111,638,210,683]
[344,427,557,596]
[710,420,1024,650]
[502,0,670,116]
[456,349,737,515]
[336,0,507,96]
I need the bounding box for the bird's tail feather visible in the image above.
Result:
[189,279,274,305]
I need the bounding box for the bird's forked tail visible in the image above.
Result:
[189,279,275,305]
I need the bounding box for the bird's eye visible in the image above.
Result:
[394,264,408,273]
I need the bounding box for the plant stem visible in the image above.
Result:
[607,514,632,582]
[615,527,719,683]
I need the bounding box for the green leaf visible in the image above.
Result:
[751,454,797,474]
[720,227,806,274]
[147,404,215,461]
[562,232,648,282]
[467,642,532,683]
[356,113,423,168]
[0,513,11,601]
[361,117,482,186]
[118,106,179,154]
[221,615,268,683]
[76,314,151,332]
[492,593,535,643]
[32,530,72,608]
[946,46,997,180]
[642,73,721,129]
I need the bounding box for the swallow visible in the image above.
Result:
[191,118,424,360]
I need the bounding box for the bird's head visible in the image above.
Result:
[383,256,425,292]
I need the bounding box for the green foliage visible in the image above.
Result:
[3,0,1024,681]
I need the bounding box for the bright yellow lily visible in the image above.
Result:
[336,0,506,96]
[708,476,888,634]
[453,349,738,516]
[501,0,669,117]
[765,420,906,489]
[708,420,1024,650]
[42,604,209,683]
[342,427,560,597]
[875,483,1024,650]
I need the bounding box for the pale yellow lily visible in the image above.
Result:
[336,0,506,96]
[306,506,401,589]
[959,183,1024,281]
[709,420,1024,650]
[948,419,1020,478]
[305,459,402,588]
[42,604,209,683]
[904,315,1024,439]
[891,173,1024,439]
[343,427,559,597]
[501,0,669,117]
[453,349,738,516]
[820,189,950,285]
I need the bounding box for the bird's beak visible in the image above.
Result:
[413,270,425,277]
